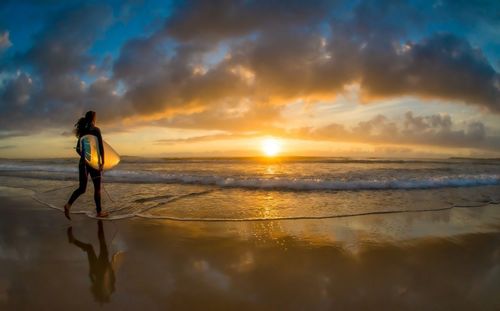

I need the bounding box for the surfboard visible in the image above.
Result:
[80,134,120,170]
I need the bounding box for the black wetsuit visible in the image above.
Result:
[68,126,105,213]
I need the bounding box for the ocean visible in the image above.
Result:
[0,157,499,221]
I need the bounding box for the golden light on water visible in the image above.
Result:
[261,138,281,157]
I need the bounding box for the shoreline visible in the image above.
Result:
[1,190,500,309]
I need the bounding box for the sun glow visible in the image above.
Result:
[261,138,281,157]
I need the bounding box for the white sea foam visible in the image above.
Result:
[2,162,500,191]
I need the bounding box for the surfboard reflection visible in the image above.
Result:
[67,220,117,303]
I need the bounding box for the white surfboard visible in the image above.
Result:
[80,134,120,170]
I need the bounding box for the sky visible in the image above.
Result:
[0,0,499,158]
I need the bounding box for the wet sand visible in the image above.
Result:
[1,192,500,310]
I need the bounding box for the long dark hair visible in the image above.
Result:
[74,111,96,138]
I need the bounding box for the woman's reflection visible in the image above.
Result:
[67,220,117,303]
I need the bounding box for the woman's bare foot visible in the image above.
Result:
[64,203,71,220]
[97,211,109,218]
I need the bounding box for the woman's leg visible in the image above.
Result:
[67,161,88,205]
[89,166,102,213]
[64,162,88,219]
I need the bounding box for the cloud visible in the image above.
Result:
[294,112,500,151]
[21,4,112,76]
[0,72,34,130]
[0,4,117,131]
[165,0,334,42]
[360,33,499,111]
[0,0,499,141]
[110,0,499,123]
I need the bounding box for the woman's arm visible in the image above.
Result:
[75,137,81,156]
[95,128,105,169]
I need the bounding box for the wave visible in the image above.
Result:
[73,170,500,190]
[2,163,500,191]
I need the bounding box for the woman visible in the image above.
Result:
[64,111,108,219]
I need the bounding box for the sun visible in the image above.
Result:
[261,138,281,157]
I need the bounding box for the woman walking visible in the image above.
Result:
[64,111,108,219]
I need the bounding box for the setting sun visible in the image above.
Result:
[261,138,281,157]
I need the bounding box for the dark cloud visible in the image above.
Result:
[114,39,223,115]
[0,3,118,130]
[165,0,334,42]
[21,4,112,76]
[360,33,499,111]
[295,112,500,150]
[0,0,499,150]
[0,73,34,130]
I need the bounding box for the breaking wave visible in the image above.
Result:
[107,172,498,190]
[1,163,499,191]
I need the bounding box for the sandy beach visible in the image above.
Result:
[1,188,500,310]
